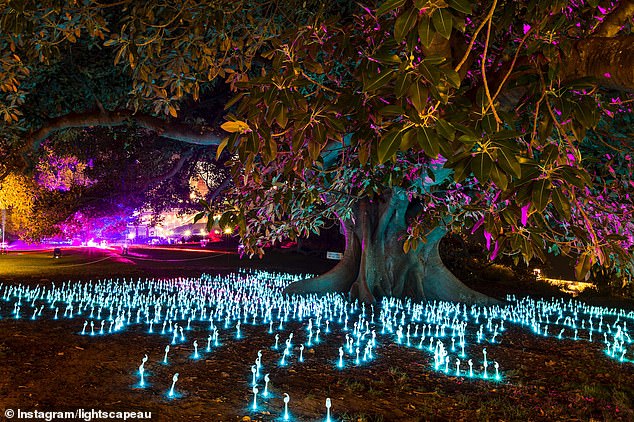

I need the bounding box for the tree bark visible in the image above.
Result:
[283,188,497,305]
[561,36,634,91]
[26,110,223,150]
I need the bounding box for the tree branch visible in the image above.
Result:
[26,110,223,150]
[140,149,194,191]
[560,35,634,91]
[594,0,634,37]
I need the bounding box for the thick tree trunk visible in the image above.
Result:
[284,188,497,305]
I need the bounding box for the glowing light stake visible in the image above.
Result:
[207,335,212,352]
[494,361,500,380]
[338,347,344,368]
[138,364,145,387]
[163,345,170,364]
[325,398,332,422]
[283,393,290,420]
[193,340,199,359]
[263,374,270,397]
[468,359,474,377]
[82,321,87,335]
[168,373,179,398]
[299,344,305,362]
[280,348,290,366]
[274,334,280,349]
[252,386,259,410]
[251,365,257,386]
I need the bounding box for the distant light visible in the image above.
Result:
[184,230,192,237]
[199,229,207,236]
[214,230,220,235]
[128,233,136,240]
[223,227,233,235]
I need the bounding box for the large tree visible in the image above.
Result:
[1,0,633,303]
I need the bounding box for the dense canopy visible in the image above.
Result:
[1,0,633,300]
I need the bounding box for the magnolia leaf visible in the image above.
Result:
[378,127,403,163]
[471,153,492,182]
[531,179,550,213]
[416,127,440,158]
[447,0,472,14]
[490,164,508,190]
[394,72,411,98]
[363,69,395,92]
[394,7,418,42]
[407,80,428,112]
[377,0,407,16]
[496,147,521,178]
[431,9,453,39]
[436,119,456,141]
[417,16,435,48]
[574,252,593,281]
[552,188,571,220]
[221,120,250,133]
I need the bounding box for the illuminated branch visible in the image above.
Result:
[26,110,223,150]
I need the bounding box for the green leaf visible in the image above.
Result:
[574,97,599,129]
[416,127,440,158]
[379,105,405,116]
[363,69,395,92]
[378,127,403,163]
[471,153,492,181]
[447,0,472,14]
[400,128,417,150]
[377,0,407,16]
[308,139,321,161]
[555,166,585,188]
[394,7,418,42]
[452,156,471,182]
[431,9,453,39]
[542,143,559,165]
[552,188,571,220]
[531,179,550,213]
[407,79,428,112]
[417,61,441,84]
[436,119,455,141]
[394,72,411,98]
[443,68,461,89]
[490,129,520,140]
[193,211,206,224]
[490,164,508,190]
[574,252,593,281]
[417,16,435,48]
[496,146,521,178]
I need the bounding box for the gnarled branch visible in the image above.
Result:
[27,110,223,150]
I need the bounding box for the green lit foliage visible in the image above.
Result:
[0,0,632,280]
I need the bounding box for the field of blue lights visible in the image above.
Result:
[1,270,633,420]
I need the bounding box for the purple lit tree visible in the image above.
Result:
[1,0,633,302]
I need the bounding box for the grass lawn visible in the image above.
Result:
[0,247,633,421]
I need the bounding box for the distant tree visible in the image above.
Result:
[0,0,633,302]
